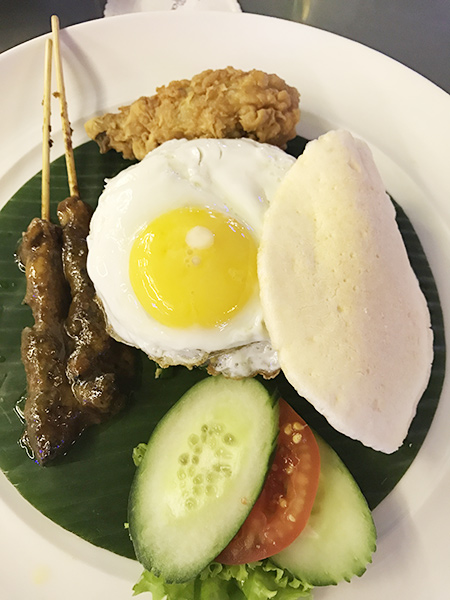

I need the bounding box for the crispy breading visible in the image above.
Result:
[85,67,300,160]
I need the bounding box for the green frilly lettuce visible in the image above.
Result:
[132,560,313,600]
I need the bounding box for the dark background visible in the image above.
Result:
[0,0,449,94]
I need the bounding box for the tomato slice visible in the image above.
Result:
[216,398,321,564]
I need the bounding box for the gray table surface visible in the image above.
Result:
[0,0,449,95]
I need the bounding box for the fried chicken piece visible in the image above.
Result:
[85,67,300,160]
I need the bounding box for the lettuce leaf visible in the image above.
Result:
[133,560,313,599]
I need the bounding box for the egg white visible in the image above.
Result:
[87,138,295,374]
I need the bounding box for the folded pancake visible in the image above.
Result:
[258,130,433,453]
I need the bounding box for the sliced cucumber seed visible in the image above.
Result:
[223,433,236,445]
[185,498,196,510]
[220,466,232,477]
[188,434,200,447]
[179,453,189,465]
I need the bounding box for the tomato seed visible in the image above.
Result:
[283,423,293,435]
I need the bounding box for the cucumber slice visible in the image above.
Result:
[128,375,278,583]
[272,435,376,586]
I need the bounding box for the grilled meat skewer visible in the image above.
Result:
[19,218,88,464]
[18,19,136,465]
[57,196,136,417]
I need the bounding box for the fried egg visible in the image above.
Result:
[87,138,295,377]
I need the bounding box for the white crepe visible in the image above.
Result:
[258,130,434,453]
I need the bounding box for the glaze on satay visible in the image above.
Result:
[19,218,90,464]
[19,205,135,463]
[57,196,136,416]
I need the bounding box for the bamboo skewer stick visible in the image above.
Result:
[41,38,53,221]
[51,15,79,199]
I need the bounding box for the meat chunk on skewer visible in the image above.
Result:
[57,196,137,417]
[85,67,301,160]
[19,217,70,325]
[21,327,91,463]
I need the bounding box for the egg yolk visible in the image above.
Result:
[129,207,258,328]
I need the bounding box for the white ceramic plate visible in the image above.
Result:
[0,11,449,600]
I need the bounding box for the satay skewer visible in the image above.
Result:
[51,14,79,199]
[19,17,136,464]
[19,22,83,464]
[50,16,137,422]
[41,37,52,221]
